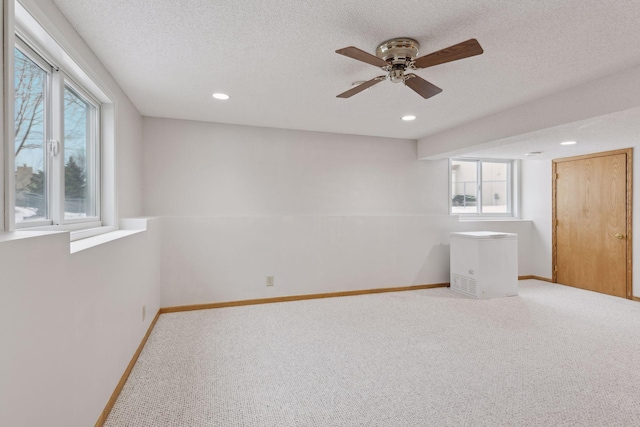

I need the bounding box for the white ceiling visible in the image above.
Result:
[51,0,640,144]
[457,107,640,160]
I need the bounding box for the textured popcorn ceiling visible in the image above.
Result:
[442,107,640,160]
[52,0,640,141]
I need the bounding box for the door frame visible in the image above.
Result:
[552,148,633,298]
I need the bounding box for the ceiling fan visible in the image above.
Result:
[335,38,483,99]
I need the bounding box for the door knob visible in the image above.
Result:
[614,233,624,239]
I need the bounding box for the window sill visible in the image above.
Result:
[70,225,116,241]
[70,218,152,253]
[70,229,145,253]
[1,218,153,252]
[456,216,532,223]
[0,230,66,243]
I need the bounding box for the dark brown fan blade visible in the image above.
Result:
[404,74,442,99]
[336,46,389,67]
[336,76,386,98]
[413,39,483,69]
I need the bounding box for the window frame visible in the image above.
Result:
[13,38,52,228]
[449,157,518,218]
[60,77,102,225]
[12,29,102,231]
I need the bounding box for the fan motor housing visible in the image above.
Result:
[376,38,420,65]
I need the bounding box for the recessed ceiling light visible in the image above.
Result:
[402,115,416,121]
[560,140,577,145]
[212,93,229,100]
[525,151,542,157]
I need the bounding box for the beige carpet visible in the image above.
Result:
[105,280,640,426]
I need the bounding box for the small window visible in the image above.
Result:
[14,40,100,228]
[450,158,515,216]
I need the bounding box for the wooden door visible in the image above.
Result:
[553,149,632,298]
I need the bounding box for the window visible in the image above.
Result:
[4,0,115,236]
[450,158,516,216]
[13,39,100,229]
[14,44,48,223]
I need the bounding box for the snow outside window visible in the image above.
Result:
[14,40,100,228]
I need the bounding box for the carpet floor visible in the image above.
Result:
[105,280,640,426]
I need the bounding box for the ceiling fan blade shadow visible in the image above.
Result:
[413,39,483,69]
[336,76,386,98]
[404,74,442,99]
[336,46,389,67]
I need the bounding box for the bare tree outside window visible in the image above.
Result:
[14,46,97,223]
[14,47,47,221]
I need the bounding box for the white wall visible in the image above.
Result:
[521,160,553,278]
[115,99,145,218]
[143,118,444,216]
[0,222,161,427]
[0,1,158,426]
[143,118,534,307]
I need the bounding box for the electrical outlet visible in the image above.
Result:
[266,276,275,287]
[142,305,146,322]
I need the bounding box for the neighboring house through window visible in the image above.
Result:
[450,158,517,216]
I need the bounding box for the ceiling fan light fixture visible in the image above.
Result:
[560,140,577,145]
[335,38,483,99]
[402,115,416,121]
[212,93,229,100]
